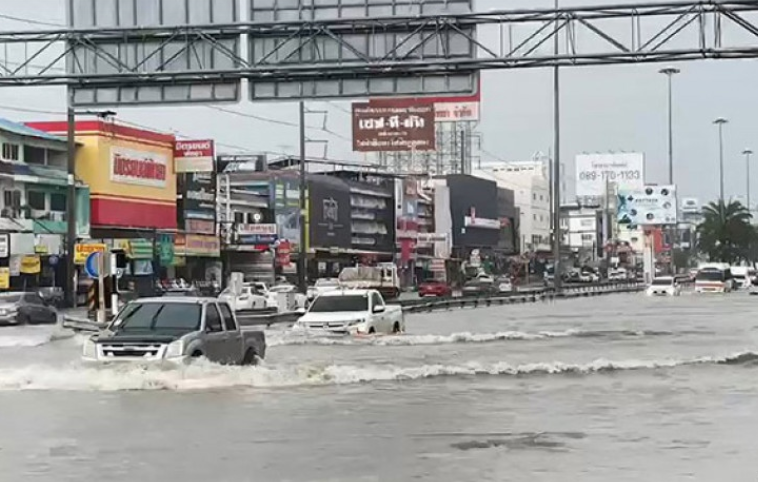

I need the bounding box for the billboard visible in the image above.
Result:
[67,0,240,106]
[179,172,216,233]
[248,0,476,100]
[617,185,678,226]
[575,153,645,198]
[681,197,700,214]
[309,179,351,250]
[175,140,215,173]
[352,101,436,152]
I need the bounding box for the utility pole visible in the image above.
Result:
[551,0,562,292]
[65,88,76,308]
[659,67,679,275]
[298,101,307,294]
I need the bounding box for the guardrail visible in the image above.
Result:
[62,281,642,332]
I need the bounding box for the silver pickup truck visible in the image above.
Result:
[82,297,266,365]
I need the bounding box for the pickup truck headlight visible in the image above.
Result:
[82,339,97,359]
[165,340,184,358]
[348,318,366,326]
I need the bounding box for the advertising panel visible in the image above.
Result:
[180,172,216,224]
[0,234,8,258]
[20,255,41,274]
[270,177,302,250]
[617,185,678,226]
[74,243,106,264]
[111,146,168,188]
[175,140,215,173]
[681,197,700,214]
[575,153,645,197]
[237,224,278,245]
[0,267,9,289]
[184,235,220,257]
[352,101,436,152]
[434,101,480,122]
[309,180,351,249]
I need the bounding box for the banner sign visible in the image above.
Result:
[575,153,644,198]
[180,172,216,224]
[434,101,480,122]
[175,139,214,173]
[20,255,41,274]
[74,243,106,264]
[237,223,278,245]
[0,234,8,258]
[617,185,678,226]
[110,146,168,188]
[352,101,436,152]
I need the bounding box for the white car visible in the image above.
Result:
[307,278,341,301]
[292,289,405,335]
[496,277,514,293]
[646,277,681,296]
[218,285,267,311]
[267,284,308,311]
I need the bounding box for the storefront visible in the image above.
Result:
[174,233,222,285]
[30,120,177,292]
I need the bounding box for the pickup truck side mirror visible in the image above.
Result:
[295,307,306,315]
[373,305,385,313]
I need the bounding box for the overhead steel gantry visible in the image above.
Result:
[0,0,756,89]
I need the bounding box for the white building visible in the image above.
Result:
[474,160,551,253]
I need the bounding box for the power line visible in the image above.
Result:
[0,13,64,28]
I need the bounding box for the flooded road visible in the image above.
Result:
[0,293,756,481]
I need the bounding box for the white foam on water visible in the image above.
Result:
[0,352,750,392]
[0,326,80,349]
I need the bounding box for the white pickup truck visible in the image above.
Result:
[292,289,405,335]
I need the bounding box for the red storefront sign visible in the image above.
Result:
[175,139,215,173]
[277,240,292,267]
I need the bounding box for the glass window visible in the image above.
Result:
[27,191,46,210]
[50,193,67,212]
[2,143,19,161]
[217,302,237,331]
[3,190,20,209]
[205,304,223,332]
[309,294,368,313]
[113,303,201,332]
[371,292,383,309]
[24,293,43,305]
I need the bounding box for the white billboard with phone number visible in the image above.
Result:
[575,153,645,197]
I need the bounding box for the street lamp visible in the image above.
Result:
[659,67,680,185]
[744,148,753,214]
[713,117,728,202]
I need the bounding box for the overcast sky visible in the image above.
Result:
[1,0,757,205]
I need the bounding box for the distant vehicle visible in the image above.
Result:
[267,284,308,311]
[646,277,681,297]
[218,284,267,311]
[0,292,58,326]
[496,277,514,293]
[418,280,452,298]
[730,266,755,289]
[307,278,341,301]
[579,270,600,283]
[475,273,495,284]
[82,297,266,365]
[338,264,401,300]
[292,289,404,335]
[462,279,497,296]
[608,269,626,281]
[695,265,732,293]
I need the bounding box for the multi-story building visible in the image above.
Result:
[474,160,551,254]
[1,119,91,290]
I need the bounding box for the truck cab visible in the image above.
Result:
[292,289,404,335]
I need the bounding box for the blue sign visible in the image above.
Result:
[238,234,278,245]
[84,252,100,278]
[48,255,59,267]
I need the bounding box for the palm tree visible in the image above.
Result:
[697,200,755,264]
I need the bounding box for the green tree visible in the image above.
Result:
[697,200,756,264]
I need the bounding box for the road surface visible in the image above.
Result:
[0,292,755,481]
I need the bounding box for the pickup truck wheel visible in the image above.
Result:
[242,348,259,366]
[191,350,204,358]
[392,322,401,334]
[368,327,376,335]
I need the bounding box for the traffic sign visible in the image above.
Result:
[84,252,101,278]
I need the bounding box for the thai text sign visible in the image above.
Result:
[111,146,168,188]
[175,140,214,173]
[74,243,107,264]
[575,153,644,198]
[352,101,436,152]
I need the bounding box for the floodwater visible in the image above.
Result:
[0,293,756,481]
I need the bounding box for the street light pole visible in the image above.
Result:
[714,117,728,203]
[659,67,680,185]
[551,0,562,292]
[298,100,307,294]
[744,148,753,214]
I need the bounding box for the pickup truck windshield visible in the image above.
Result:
[696,270,725,281]
[114,303,202,332]
[309,295,368,313]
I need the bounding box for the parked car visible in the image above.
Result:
[218,284,267,311]
[462,279,497,296]
[307,278,341,301]
[267,284,308,310]
[82,297,266,365]
[496,277,514,293]
[646,276,681,296]
[418,280,452,298]
[0,292,58,326]
[292,289,404,335]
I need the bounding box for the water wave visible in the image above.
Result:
[0,351,752,392]
[267,328,697,347]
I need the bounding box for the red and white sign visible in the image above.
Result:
[110,146,167,188]
[277,240,292,267]
[174,139,214,173]
[434,101,479,122]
